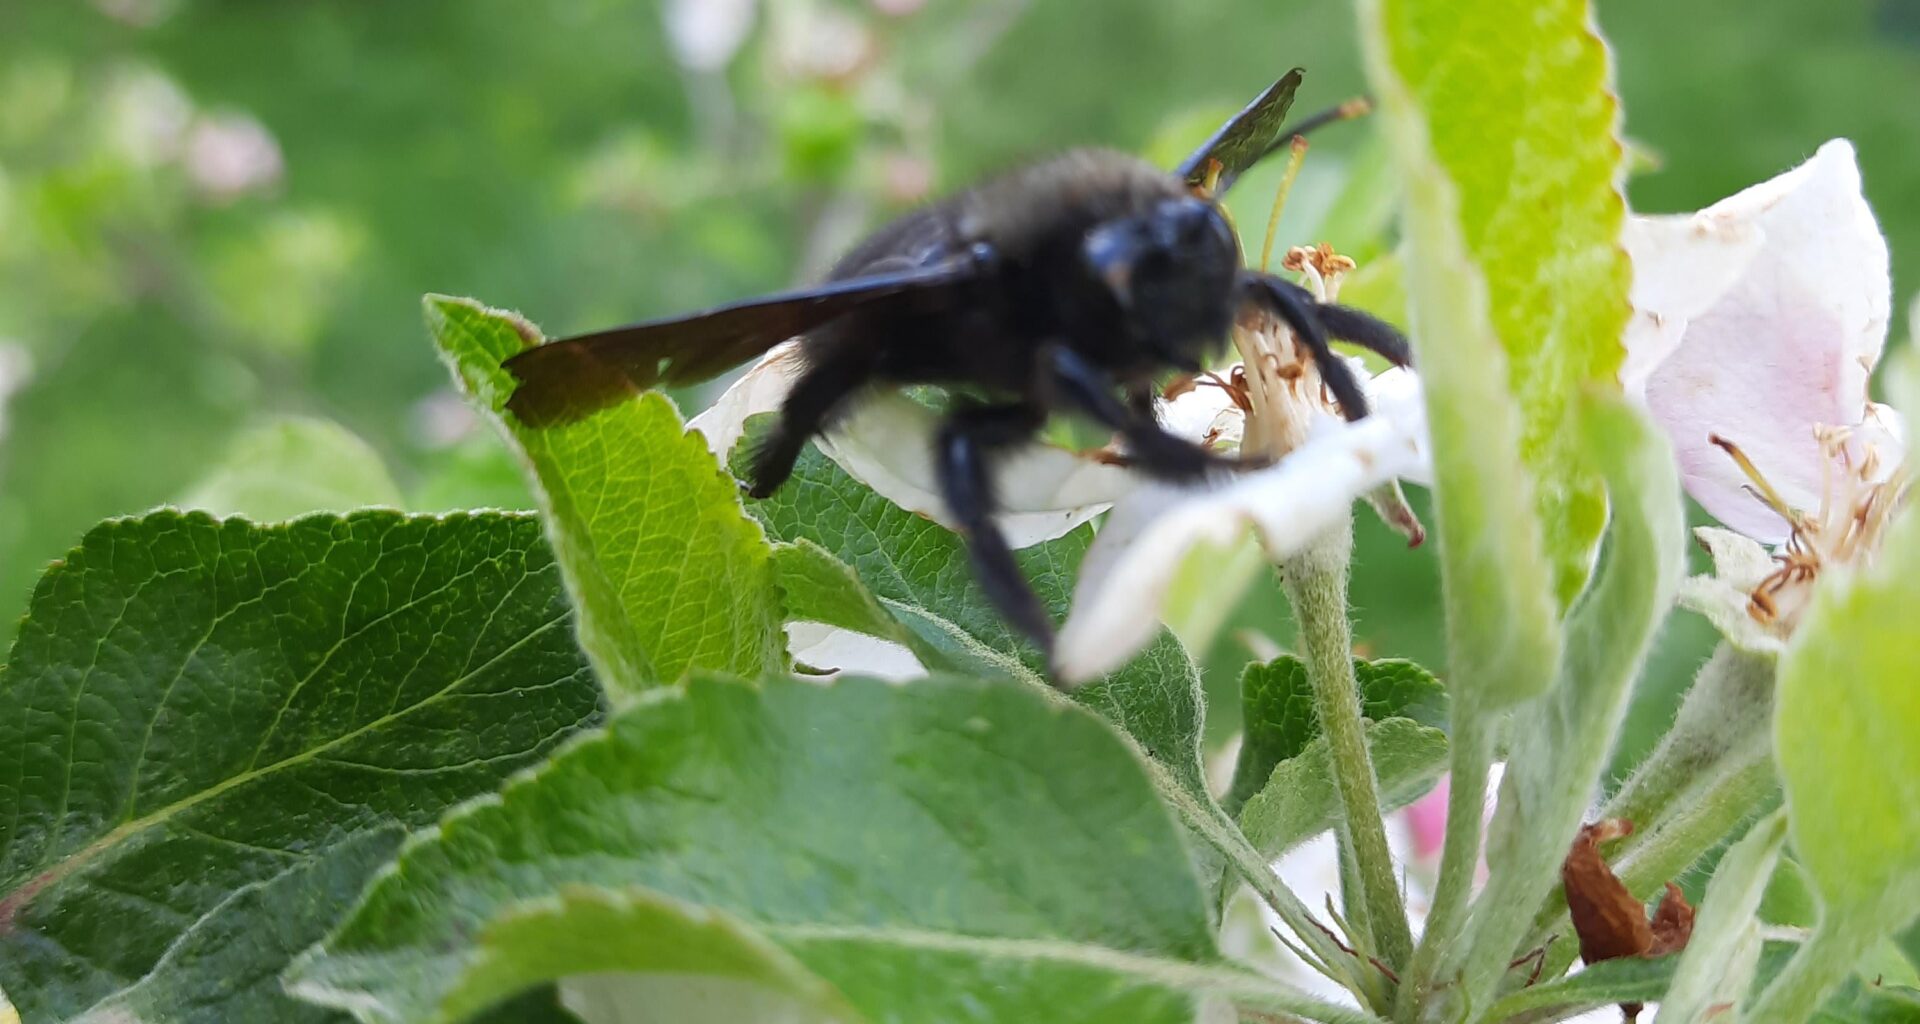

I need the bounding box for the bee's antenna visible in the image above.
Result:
[1248,95,1373,173]
[1281,95,1374,139]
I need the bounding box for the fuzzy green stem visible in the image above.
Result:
[1393,707,1496,1021]
[1521,643,1777,975]
[1445,402,1685,1019]
[1282,518,1416,973]
[1159,763,1373,998]
[1747,915,1878,1022]
[1604,643,1775,832]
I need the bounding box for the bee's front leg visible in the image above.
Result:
[1039,344,1252,482]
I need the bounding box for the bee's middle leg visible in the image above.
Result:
[933,401,1055,658]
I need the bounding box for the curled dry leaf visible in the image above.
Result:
[1562,819,1696,1022]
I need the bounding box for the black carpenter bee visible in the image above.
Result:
[503,70,1410,667]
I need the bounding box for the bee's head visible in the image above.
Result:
[1081,195,1240,368]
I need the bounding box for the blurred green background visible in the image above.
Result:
[5,0,1917,769]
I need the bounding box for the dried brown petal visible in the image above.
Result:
[1561,821,1698,1023]
[1563,819,1653,965]
[1648,881,1697,956]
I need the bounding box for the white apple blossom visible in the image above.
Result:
[785,622,925,682]
[1053,363,1426,681]
[1626,140,1910,647]
[1624,140,1897,542]
[1053,247,1429,683]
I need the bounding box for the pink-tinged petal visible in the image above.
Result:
[1620,213,1763,398]
[1404,776,1451,862]
[1631,141,1890,542]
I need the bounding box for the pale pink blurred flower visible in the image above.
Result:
[1403,775,1450,863]
[185,112,284,202]
[770,4,874,81]
[878,151,935,205]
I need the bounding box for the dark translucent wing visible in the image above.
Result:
[503,259,975,427]
[1176,68,1303,196]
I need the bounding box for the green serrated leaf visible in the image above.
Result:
[425,295,785,701]
[1359,0,1629,608]
[1481,954,1677,1021]
[0,510,603,1023]
[741,441,1211,807]
[1814,977,1920,1024]
[1226,656,1447,813]
[1237,717,1448,860]
[290,675,1279,1024]
[442,887,863,1024]
[1761,854,1819,929]
[772,539,911,648]
[182,416,404,520]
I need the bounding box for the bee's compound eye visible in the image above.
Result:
[1154,197,1235,255]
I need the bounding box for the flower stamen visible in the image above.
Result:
[1711,425,1909,631]
[1708,433,1808,531]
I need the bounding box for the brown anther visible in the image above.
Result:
[1161,373,1199,400]
[1189,369,1252,413]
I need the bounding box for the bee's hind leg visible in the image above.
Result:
[746,348,876,498]
[933,401,1057,662]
